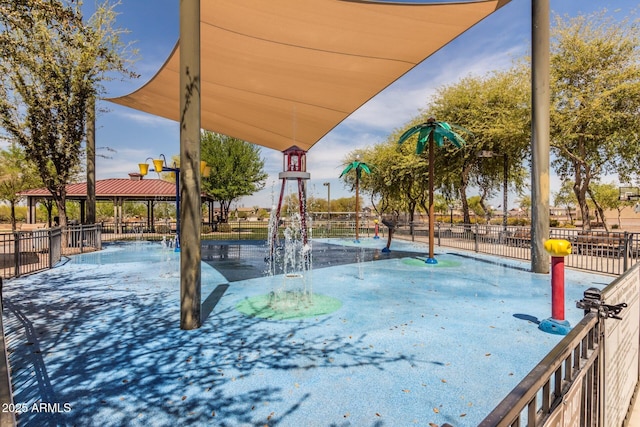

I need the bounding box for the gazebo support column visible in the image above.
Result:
[27,197,37,224]
[148,201,154,232]
[179,0,202,330]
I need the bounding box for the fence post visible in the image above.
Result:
[623,231,629,272]
[437,223,441,246]
[13,233,20,278]
[48,229,53,268]
[474,223,479,252]
[79,224,84,253]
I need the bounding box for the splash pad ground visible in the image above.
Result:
[2,239,612,426]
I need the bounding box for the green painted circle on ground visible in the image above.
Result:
[402,258,462,268]
[236,293,342,320]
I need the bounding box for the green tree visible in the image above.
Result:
[332,197,357,213]
[0,144,42,230]
[96,201,114,222]
[554,180,578,225]
[201,131,268,222]
[348,69,530,228]
[588,182,624,231]
[0,0,136,236]
[550,11,640,231]
[123,201,147,220]
[351,143,417,220]
[425,68,530,224]
[516,195,532,220]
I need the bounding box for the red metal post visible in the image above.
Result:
[551,256,565,321]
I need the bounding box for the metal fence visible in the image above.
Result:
[0,225,101,279]
[396,223,640,276]
[5,221,639,278]
[480,263,639,426]
[98,220,380,242]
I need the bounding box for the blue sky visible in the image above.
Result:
[84,0,637,210]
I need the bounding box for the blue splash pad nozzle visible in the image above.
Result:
[425,257,438,264]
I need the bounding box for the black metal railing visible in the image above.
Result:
[479,262,640,426]
[0,225,101,279]
[480,313,601,426]
[394,223,639,276]
[5,221,638,278]
[98,220,383,242]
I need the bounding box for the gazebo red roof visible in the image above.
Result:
[19,178,212,202]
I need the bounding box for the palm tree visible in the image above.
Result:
[398,117,469,264]
[340,157,371,242]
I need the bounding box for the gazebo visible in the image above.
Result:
[18,174,217,233]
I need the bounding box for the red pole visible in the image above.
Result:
[551,256,565,320]
[540,239,571,335]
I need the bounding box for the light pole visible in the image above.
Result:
[139,154,209,252]
[476,150,508,230]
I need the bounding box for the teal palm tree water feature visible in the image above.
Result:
[339,156,371,243]
[398,117,470,264]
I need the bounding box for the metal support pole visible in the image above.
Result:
[531,0,550,273]
[503,154,508,231]
[86,96,96,225]
[179,0,201,330]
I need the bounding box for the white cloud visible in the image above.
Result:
[110,108,177,128]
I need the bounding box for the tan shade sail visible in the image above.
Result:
[108,0,510,153]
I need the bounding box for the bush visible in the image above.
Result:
[0,205,27,222]
[155,225,171,234]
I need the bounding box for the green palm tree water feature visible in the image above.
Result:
[398,117,469,264]
[340,157,371,243]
